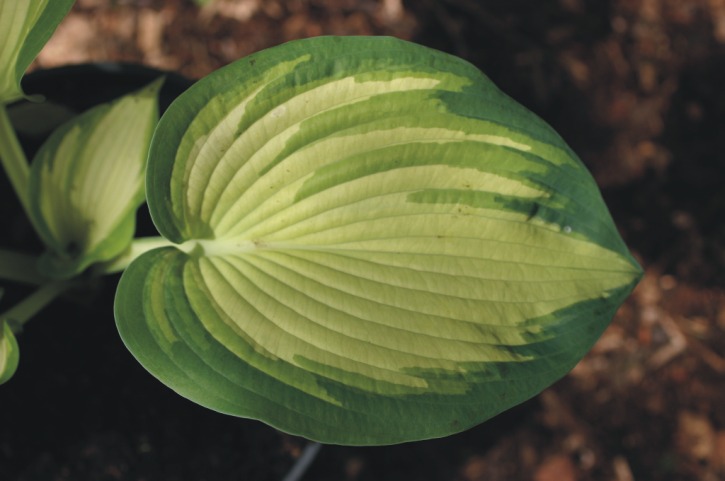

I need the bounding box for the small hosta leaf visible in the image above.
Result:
[0,320,19,385]
[29,79,162,278]
[0,0,75,104]
[115,37,642,445]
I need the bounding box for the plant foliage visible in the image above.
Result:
[114,36,642,445]
[28,79,162,278]
[0,0,75,104]
[0,318,20,385]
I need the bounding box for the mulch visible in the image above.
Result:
[2,1,723,480]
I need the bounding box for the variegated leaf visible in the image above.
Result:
[29,79,162,278]
[0,319,19,385]
[0,0,74,104]
[115,37,642,445]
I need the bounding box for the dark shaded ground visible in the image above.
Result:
[1,1,724,480]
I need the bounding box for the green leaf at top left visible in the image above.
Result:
[0,0,75,104]
[28,78,163,279]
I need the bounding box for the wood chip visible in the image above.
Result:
[534,455,577,481]
[677,411,715,462]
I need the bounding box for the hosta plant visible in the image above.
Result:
[0,1,641,447]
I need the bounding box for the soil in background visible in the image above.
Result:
[2,1,724,480]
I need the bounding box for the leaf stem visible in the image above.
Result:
[96,236,178,275]
[281,442,321,481]
[0,248,44,285]
[1,281,71,331]
[0,104,31,219]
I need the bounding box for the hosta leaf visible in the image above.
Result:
[0,0,75,104]
[115,36,642,445]
[0,320,19,385]
[29,78,162,278]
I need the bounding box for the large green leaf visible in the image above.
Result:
[28,79,162,278]
[115,36,642,445]
[0,0,75,104]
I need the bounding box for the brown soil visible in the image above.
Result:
[2,1,724,480]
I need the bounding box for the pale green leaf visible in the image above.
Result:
[0,319,19,385]
[0,0,75,104]
[116,37,642,445]
[29,78,162,278]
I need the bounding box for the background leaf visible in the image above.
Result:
[116,36,642,445]
[0,0,75,104]
[0,320,19,385]
[29,78,162,279]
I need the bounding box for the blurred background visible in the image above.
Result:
[2,1,724,480]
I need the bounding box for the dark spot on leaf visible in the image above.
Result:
[526,202,540,221]
[64,242,80,257]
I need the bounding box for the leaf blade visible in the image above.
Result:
[28,78,162,278]
[0,0,74,104]
[117,37,642,444]
[0,320,19,385]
